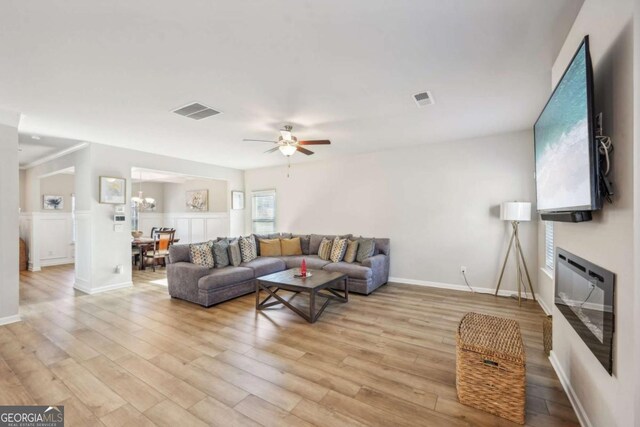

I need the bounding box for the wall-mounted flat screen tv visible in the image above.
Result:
[534,36,600,214]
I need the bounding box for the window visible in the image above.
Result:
[252,190,276,234]
[545,221,554,270]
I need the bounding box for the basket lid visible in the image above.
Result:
[457,312,525,364]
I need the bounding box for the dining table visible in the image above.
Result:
[132,236,179,270]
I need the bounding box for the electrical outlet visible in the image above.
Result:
[460,266,467,274]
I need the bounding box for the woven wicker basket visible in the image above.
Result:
[456,312,526,424]
[543,315,552,356]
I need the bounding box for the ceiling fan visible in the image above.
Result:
[243,125,331,156]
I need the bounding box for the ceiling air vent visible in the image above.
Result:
[413,91,434,107]
[172,102,221,120]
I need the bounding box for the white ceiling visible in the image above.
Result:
[131,167,223,184]
[2,0,583,170]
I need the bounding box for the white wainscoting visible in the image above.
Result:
[20,212,75,271]
[138,212,230,244]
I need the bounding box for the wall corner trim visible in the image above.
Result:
[549,350,593,427]
[0,314,21,326]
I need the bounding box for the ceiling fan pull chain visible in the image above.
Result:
[287,158,291,178]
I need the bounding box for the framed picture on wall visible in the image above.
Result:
[43,195,64,210]
[232,191,244,210]
[99,176,126,204]
[186,189,208,211]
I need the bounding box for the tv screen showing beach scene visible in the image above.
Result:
[535,39,594,212]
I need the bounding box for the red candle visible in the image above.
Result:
[301,258,307,277]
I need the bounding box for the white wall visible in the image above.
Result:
[0,112,20,325]
[22,142,243,294]
[538,1,635,426]
[39,173,74,212]
[164,179,228,213]
[245,130,537,294]
[85,143,243,293]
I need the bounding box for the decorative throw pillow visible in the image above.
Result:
[343,239,359,263]
[212,239,230,268]
[330,237,348,263]
[227,239,242,266]
[280,237,302,256]
[260,238,282,257]
[356,238,376,263]
[239,235,257,263]
[292,234,311,255]
[189,241,214,268]
[317,237,333,261]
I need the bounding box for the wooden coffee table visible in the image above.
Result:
[255,269,348,323]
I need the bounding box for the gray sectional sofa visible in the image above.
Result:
[167,233,390,307]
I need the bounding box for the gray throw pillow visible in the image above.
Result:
[292,234,311,255]
[227,238,242,267]
[212,239,230,268]
[356,238,375,263]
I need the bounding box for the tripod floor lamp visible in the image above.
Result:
[495,201,536,306]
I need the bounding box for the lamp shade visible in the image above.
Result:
[279,145,297,156]
[500,202,531,221]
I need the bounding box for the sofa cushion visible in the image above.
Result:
[330,237,348,263]
[169,244,191,263]
[323,262,373,280]
[292,234,311,255]
[318,238,333,261]
[280,255,330,270]
[189,241,214,268]
[212,239,230,268]
[343,239,359,263]
[228,239,242,267]
[281,237,302,256]
[259,238,282,257]
[198,267,254,291]
[356,238,376,263]
[239,236,257,262]
[253,233,280,255]
[241,257,286,278]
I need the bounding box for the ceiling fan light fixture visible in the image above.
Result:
[280,130,292,141]
[279,145,297,156]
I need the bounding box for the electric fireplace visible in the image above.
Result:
[555,248,615,374]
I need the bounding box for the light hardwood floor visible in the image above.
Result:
[2,265,579,427]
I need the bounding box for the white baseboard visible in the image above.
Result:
[388,277,534,299]
[74,281,132,295]
[549,351,591,427]
[28,263,41,272]
[41,258,74,267]
[0,314,21,326]
[537,296,552,316]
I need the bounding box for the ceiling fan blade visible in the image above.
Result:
[296,146,315,155]
[243,138,278,143]
[298,140,331,145]
[264,146,280,154]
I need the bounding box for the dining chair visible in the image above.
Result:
[144,230,175,271]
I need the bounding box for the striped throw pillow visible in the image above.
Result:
[330,237,348,263]
[343,239,359,263]
[317,237,333,261]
